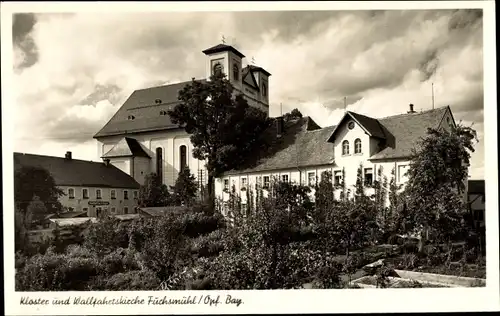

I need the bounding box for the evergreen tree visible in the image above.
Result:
[171,167,198,206]
[354,164,366,203]
[315,171,335,224]
[138,173,171,207]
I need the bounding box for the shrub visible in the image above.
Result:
[190,229,226,258]
[104,270,161,291]
[180,212,226,238]
[83,217,130,255]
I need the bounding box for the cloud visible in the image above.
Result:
[11,9,484,179]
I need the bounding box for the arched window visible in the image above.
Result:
[156,147,163,184]
[233,64,239,81]
[262,83,267,97]
[213,62,223,75]
[179,145,187,171]
[342,140,350,155]
[354,138,362,154]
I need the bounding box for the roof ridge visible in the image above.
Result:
[133,79,206,93]
[14,152,103,164]
[378,105,448,120]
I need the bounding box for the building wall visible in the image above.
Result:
[97,129,208,188]
[59,185,139,217]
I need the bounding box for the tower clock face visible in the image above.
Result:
[348,121,355,130]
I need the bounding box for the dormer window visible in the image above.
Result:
[128,115,135,120]
[233,63,239,82]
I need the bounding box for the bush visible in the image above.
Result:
[84,217,130,255]
[190,230,226,257]
[103,270,161,291]
[180,212,226,238]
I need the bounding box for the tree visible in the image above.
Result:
[314,171,335,224]
[403,124,477,250]
[137,173,171,207]
[26,196,47,228]
[169,72,271,208]
[354,164,366,203]
[283,108,303,122]
[14,166,63,217]
[171,167,198,206]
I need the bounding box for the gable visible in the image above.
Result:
[242,67,259,90]
[437,106,456,131]
[327,111,386,143]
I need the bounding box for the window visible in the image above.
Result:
[262,83,267,97]
[96,189,102,199]
[134,191,138,199]
[354,138,362,154]
[308,172,316,186]
[155,99,162,104]
[128,115,135,120]
[224,179,229,191]
[156,147,163,184]
[213,62,223,75]
[342,140,350,155]
[179,145,187,171]
[398,165,409,183]
[82,188,89,199]
[282,174,289,183]
[68,188,75,199]
[160,110,167,116]
[364,168,373,186]
[241,178,247,190]
[111,190,116,199]
[83,207,88,214]
[124,207,129,214]
[263,176,270,189]
[96,207,102,217]
[110,207,116,214]
[124,190,129,200]
[348,121,355,130]
[233,63,239,81]
[334,170,342,185]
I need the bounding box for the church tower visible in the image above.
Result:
[202,43,244,91]
[202,43,270,116]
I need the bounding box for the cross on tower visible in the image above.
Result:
[221,35,226,44]
[251,56,256,65]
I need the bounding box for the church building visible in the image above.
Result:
[94,43,464,210]
[94,43,271,189]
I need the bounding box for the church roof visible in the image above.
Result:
[224,117,336,175]
[102,137,151,159]
[202,44,246,58]
[94,80,206,138]
[369,106,450,160]
[245,64,272,77]
[242,67,260,90]
[14,153,140,189]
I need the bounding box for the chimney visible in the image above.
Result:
[276,116,284,138]
[408,103,416,114]
[104,159,110,166]
[65,151,72,160]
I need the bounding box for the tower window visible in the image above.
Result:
[354,138,362,154]
[213,62,223,76]
[179,145,187,171]
[262,83,267,97]
[233,63,239,81]
[342,140,350,155]
[156,147,163,184]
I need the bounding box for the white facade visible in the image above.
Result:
[59,185,139,217]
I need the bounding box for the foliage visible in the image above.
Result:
[101,270,161,291]
[14,166,64,220]
[314,171,335,224]
[354,164,366,202]
[170,167,198,206]
[137,173,171,207]
[283,108,303,122]
[83,217,130,255]
[168,72,271,205]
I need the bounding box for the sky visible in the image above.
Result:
[11,8,485,179]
